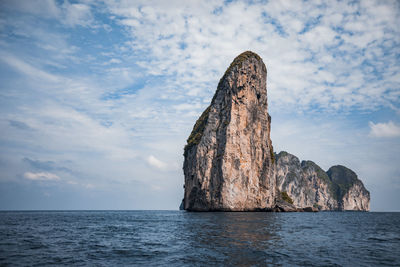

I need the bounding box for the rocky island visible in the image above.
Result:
[181,51,370,212]
[275,151,370,211]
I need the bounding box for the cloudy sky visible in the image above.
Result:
[0,0,399,211]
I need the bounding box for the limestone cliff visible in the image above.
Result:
[275,151,338,210]
[276,151,370,211]
[327,165,370,211]
[181,51,370,212]
[182,51,275,211]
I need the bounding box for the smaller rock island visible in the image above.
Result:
[181,51,370,212]
[275,151,370,211]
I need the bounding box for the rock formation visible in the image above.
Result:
[327,165,370,210]
[182,51,275,211]
[276,151,370,211]
[181,51,370,212]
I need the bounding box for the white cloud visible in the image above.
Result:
[102,0,400,114]
[369,121,400,138]
[24,172,60,181]
[173,103,201,112]
[0,52,60,83]
[0,0,95,28]
[61,1,94,27]
[146,155,168,170]
[108,58,121,64]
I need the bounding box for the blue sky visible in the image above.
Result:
[0,0,399,211]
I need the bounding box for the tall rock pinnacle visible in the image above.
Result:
[183,51,276,211]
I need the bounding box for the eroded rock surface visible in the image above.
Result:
[181,51,370,212]
[182,51,275,211]
[276,151,370,211]
[328,165,370,211]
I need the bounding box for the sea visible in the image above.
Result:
[0,211,399,266]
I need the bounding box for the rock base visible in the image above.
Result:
[273,200,318,212]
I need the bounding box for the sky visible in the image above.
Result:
[0,0,399,211]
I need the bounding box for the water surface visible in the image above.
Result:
[0,211,399,266]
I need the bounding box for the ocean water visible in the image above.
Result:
[0,211,399,266]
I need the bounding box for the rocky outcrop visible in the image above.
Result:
[273,192,318,212]
[342,183,370,211]
[181,51,370,212]
[275,152,338,210]
[276,152,370,211]
[327,165,370,211]
[182,51,275,211]
[274,199,298,212]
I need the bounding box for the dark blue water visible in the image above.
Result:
[0,211,399,266]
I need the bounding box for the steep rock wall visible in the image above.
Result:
[183,51,275,211]
[276,152,370,211]
[327,165,370,211]
[276,152,338,210]
[181,51,370,212]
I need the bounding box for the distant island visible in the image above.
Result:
[180,51,370,212]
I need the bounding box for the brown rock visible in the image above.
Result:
[302,207,318,212]
[274,199,298,212]
[181,52,370,213]
[182,51,275,211]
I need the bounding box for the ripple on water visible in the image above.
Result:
[0,211,399,266]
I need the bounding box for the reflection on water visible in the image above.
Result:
[182,212,282,266]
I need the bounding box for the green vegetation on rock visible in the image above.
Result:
[185,51,263,155]
[275,150,369,210]
[184,106,211,154]
[313,203,321,209]
[281,191,294,204]
[302,161,329,182]
[300,161,360,202]
[275,151,289,161]
[270,146,275,164]
[327,165,358,201]
[302,160,338,199]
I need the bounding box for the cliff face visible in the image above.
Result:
[327,166,370,211]
[275,152,338,210]
[276,152,370,211]
[183,51,275,211]
[181,51,370,212]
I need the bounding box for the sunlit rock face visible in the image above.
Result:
[181,51,370,212]
[276,152,370,211]
[182,51,276,211]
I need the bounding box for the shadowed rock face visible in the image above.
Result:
[327,165,370,210]
[276,152,370,211]
[183,51,276,211]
